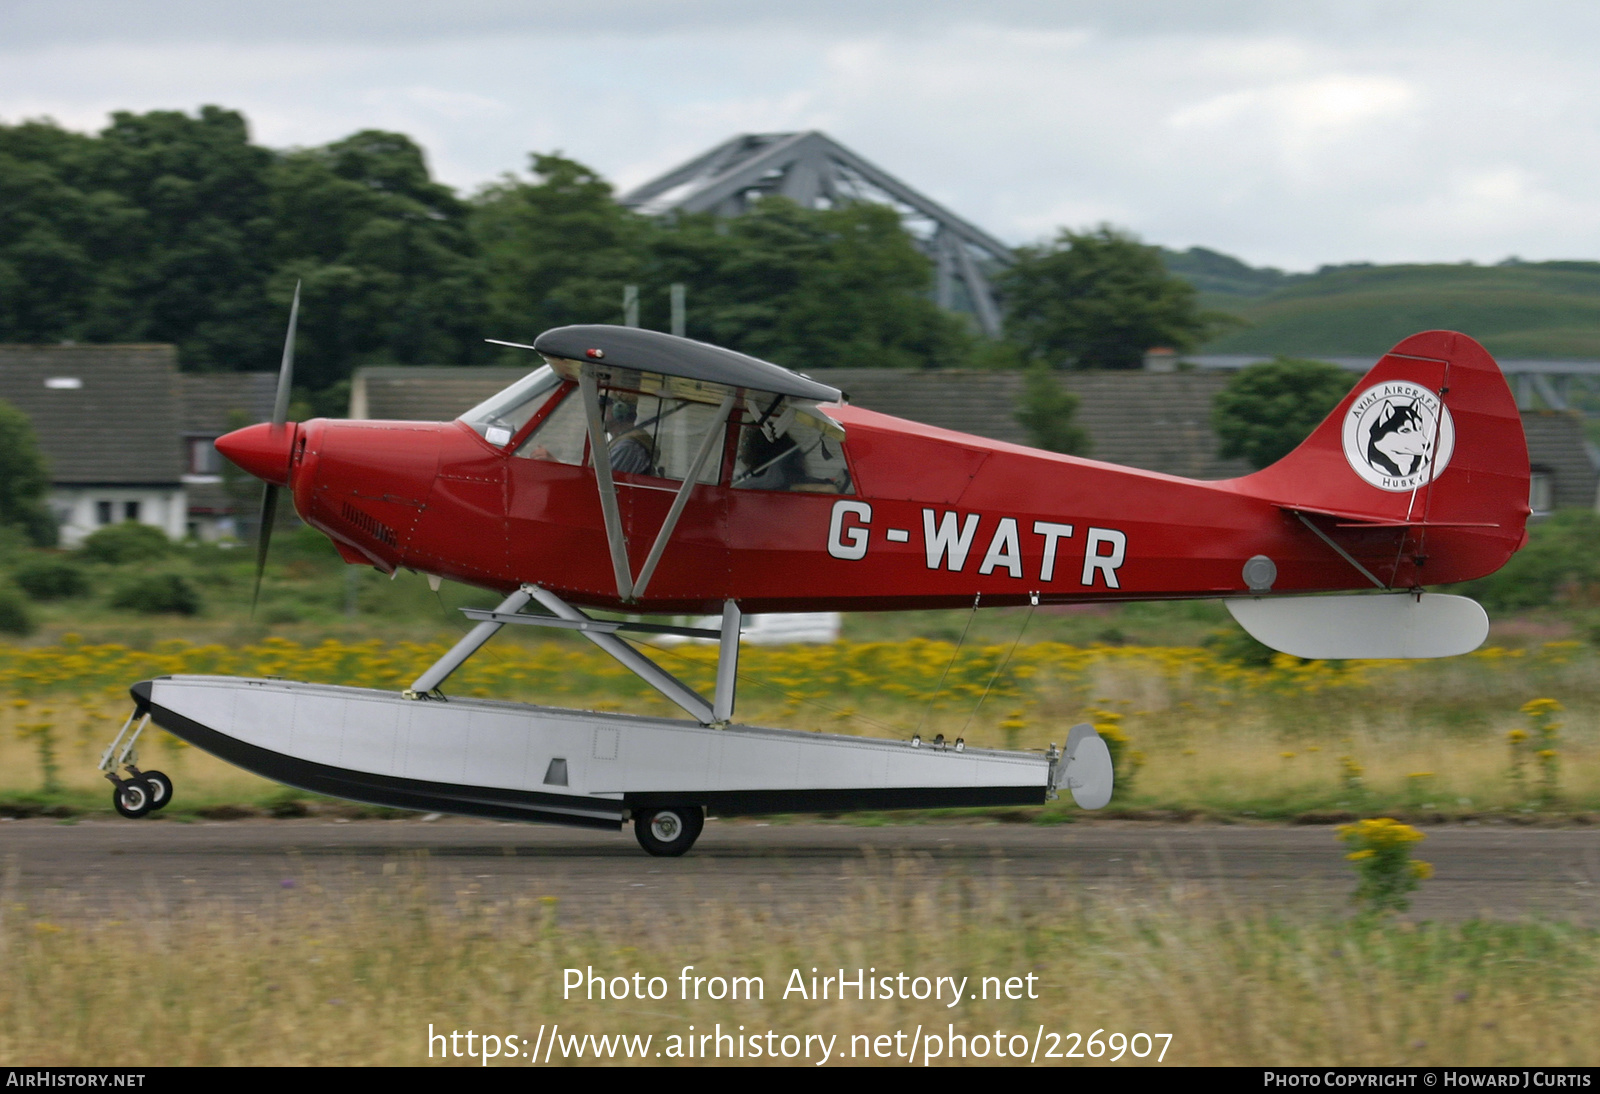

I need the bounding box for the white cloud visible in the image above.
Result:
[1169,75,1414,133]
[3,5,1600,268]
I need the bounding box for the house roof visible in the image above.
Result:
[178,372,277,434]
[824,369,1031,447]
[350,365,531,421]
[1057,372,1253,480]
[1523,411,1599,509]
[0,344,183,484]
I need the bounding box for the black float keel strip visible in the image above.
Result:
[129,679,1042,827]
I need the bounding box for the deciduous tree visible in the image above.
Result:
[1001,225,1232,369]
[1211,356,1353,469]
[0,400,55,546]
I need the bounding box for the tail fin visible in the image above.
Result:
[1238,331,1529,586]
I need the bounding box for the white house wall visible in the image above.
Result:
[53,487,188,547]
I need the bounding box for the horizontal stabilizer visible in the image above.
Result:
[1281,504,1498,530]
[1227,593,1489,660]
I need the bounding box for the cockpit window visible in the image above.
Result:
[515,388,587,464]
[733,413,853,494]
[459,365,563,446]
[514,385,725,485]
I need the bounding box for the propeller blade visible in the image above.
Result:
[271,281,301,429]
[255,284,300,617]
[251,484,278,617]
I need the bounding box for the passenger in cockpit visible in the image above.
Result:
[738,427,807,491]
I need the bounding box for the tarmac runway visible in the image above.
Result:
[3,817,1599,922]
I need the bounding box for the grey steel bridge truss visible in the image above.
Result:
[620,131,1012,337]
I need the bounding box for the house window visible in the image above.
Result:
[1530,471,1553,515]
[189,438,222,475]
[96,501,114,526]
[124,500,141,522]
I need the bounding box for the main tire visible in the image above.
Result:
[112,779,154,819]
[141,770,173,811]
[633,806,704,857]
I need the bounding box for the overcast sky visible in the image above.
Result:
[4,1,1598,271]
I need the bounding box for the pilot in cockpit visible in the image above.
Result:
[602,400,655,475]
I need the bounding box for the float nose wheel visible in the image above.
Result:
[98,708,173,819]
[633,805,705,857]
[109,766,173,819]
[112,777,154,819]
[138,769,173,811]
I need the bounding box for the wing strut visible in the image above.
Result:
[632,393,735,600]
[713,600,741,724]
[580,367,735,604]
[404,586,534,698]
[579,367,635,601]
[526,586,715,722]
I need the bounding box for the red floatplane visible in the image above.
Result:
[102,306,1529,854]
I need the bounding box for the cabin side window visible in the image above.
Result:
[619,393,723,485]
[514,387,588,464]
[732,415,854,494]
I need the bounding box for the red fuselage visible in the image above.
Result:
[221,371,1525,615]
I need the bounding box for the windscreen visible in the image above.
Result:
[458,366,563,446]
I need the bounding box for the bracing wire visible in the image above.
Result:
[960,595,1038,736]
[915,593,981,736]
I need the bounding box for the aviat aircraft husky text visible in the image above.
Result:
[100,316,1529,854]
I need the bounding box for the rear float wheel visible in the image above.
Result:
[633,805,704,857]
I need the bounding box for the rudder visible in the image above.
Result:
[1237,331,1529,586]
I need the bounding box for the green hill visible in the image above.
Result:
[1160,246,1303,298]
[1176,259,1600,359]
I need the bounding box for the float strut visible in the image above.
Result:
[405,587,533,698]
[524,585,715,723]
[713,600,741,725]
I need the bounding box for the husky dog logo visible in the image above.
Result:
[1341,380,1455,491]
[1366,399,1429,477]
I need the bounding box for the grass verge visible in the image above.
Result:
[1,865,1595,1066]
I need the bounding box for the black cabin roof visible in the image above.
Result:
[531,326,842,403]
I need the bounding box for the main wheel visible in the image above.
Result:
[141,770,173,811]
[112,779,154,819]
[633,805,704,857]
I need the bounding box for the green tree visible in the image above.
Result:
[1465,509,1600,612]
[1000,224,1232,369]
[645,198,974,369]
[1211,357,1353,469]
[472,153,647,343]
[1015,367,1090,455]
[475,154,974,369]
[0,108,283,368]
[0,400,55,546]
[1,110,492,390]
[272,130,489,390]
[86,107,283,369]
